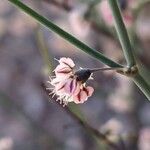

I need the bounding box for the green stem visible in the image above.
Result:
[8,0,150,100]
[108,0,136,67]
[108,0,150,100]
[8,0,122,68]
[35,26,53,74]
[89,67,122,72]
[133,74,150,100]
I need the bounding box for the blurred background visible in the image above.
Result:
[0,0,150,149]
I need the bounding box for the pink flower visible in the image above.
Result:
[47,57,94,106]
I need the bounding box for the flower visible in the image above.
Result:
[47,57,94,106]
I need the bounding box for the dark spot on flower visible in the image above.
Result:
[70,79,74,93]
[57,83,66,91]
[77,90,81,101]
[83,87,89,96]
[62,61,72,68]
[57,70,71,74]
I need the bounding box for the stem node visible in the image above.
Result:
[117,65,138,77]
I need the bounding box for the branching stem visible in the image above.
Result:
[8,0,122,68]
[108,0,136,67]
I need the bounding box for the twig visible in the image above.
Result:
[0,91,61,147]
[107,0,150,100]
[43,0,115,38]
[8,0,123,68]
[108,0,136,67]
[133,74,150,100]
[42,83,121,150]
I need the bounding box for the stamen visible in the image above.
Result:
[57,83,66,91]
[47,81,52,84]
[47,57,95,105]
[50,76,56,78]
[52,93,56,98]
[56,98,59,101]
[48,91,54,95]
[59,100,63,104]
[54,58,59,61]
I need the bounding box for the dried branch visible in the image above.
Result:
[42,83,121,150]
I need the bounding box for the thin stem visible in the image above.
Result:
[43,84,120,150]
[0,90,61,147]
[133,74,150,100]
[8,0,122,68]
[8,0,150,100]
[35,26,53,74]
[89,67,123,73]
[65,107,120,150]
[108,0,136,67]
[108,0,150,100]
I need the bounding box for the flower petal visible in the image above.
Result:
[63,78,73,94]
[50,77,61,86]
[73,80,81,95]
[59,57,75,68]
[55,80,66,93]
[54,64,72,73]
[54,63,73,80]
[73,89,88,104]
[84,86,94,97]
[62,78,81,95]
